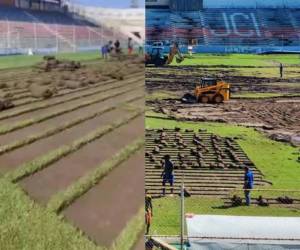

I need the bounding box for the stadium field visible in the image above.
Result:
[146,52,300,236]
[0,53,145,249]
[0,51,103,70]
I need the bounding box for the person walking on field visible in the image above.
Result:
[114,39,121,54]
[128,37,133,55]
[280,63,283,78]
[244,166,254,206]
[101,43,109,59]
[145,190,153,235]
[161,155,174,196]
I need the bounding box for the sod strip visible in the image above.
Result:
[110,207,144,250]
[12,72,143,106]
[6,111,143,182]
[47,139,144,213]
[0,75,144,121]
[0,83,143,135]
[0,95,144,155]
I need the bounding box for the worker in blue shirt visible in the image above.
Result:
[244,166,254,206]
[161,155,174,196]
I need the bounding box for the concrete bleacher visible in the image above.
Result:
[146,8,300,52]
[0,7,116,54]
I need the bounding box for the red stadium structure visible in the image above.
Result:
[0,0,129,55]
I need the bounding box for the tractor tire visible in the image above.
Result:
[213,94,224,104]
[199,95,209,104]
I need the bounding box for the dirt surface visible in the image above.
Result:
[146,66,300,145]
[145,129,268,197]
[63,150,144,247]
[20,116,144,204]
[146,66,300,93]
[0,57,145,248]
[148,98,300,145]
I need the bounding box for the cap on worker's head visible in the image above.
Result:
[164,154,170,160]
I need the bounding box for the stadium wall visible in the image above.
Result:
[145,44,300,54]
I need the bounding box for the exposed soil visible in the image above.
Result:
[0,57,145,248]
[0,87,143,147]
[63,150,144,247]
[146,66,300,93]
[146,66,300,145]
[20,115,144,204]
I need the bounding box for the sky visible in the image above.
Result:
[72,0,145,8]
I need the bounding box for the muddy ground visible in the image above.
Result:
[146,66,300,146]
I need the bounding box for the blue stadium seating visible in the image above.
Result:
[146,8,300,49]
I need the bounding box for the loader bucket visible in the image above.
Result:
[181,93,197,103]
[176,56,184,63]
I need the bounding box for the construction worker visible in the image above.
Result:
[145,190,153,235]
[161,154,174,196]
[244,166,254,206]
[114,40,121,54]
[101,43,109,59]
[128,37,133,55]
[280,63,284,78]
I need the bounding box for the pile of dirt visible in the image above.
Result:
[36,56,81,72]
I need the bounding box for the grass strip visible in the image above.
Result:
[110,207,144,250]
[12,71,143,106]
[0,95,144,155]
[0,76,143,121]
[0,178,102,250]
[0,82,143,135]
[5,111,143,182]
[47,138,144,212]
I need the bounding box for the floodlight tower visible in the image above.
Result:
[130,0,139,8]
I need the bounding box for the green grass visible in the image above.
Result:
[0,51,102,70]
[151,197,300,235]
[47,138,144,212]
[172,54,300,67]
[146,117,300,234]
[146,117,300,190]
[232,92,300,98]
[6,111,142,181]
[146,91,179,101]
[0,178,101,250]
[111,208,144,250]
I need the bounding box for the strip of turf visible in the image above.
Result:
[110,207,144,250]
[0,178,102,250]
[0,83,143,135]
[146,117,299,190]
[0,76,142,121]
[5,111,143,182]
[146,116,300,235]
[47,139,144,212]
[0,95,144,155]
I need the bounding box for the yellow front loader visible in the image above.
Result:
[181,78,230,104]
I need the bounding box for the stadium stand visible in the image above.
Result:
[146,0,300,53]
[0,5,124,55]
